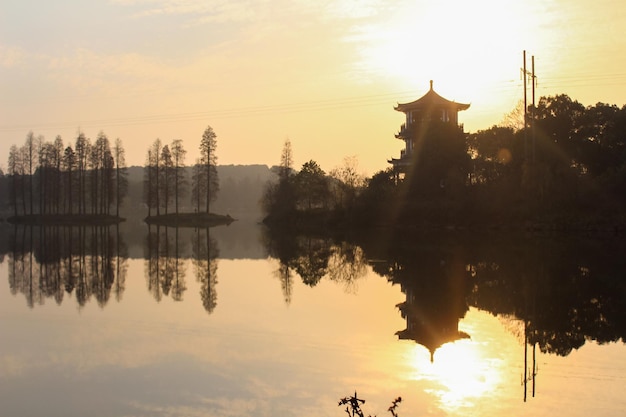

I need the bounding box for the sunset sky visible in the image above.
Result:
[2,0,626,175]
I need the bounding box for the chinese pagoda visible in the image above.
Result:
[389,80,470,174]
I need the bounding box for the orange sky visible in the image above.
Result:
[2,0,626,176]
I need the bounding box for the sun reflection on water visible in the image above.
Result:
[406,315,506,413]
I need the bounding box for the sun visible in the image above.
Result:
[353,0,537,115]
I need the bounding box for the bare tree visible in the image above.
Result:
[329,156,366,210]
[279,138,294,180]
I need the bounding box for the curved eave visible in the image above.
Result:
[395,89,470,113]
[388,157,411,166]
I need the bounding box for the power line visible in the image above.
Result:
[2,71,625,134]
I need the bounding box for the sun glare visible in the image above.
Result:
[407,326,504,412]
[356,0,538,111]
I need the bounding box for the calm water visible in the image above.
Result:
[0,221,625,417]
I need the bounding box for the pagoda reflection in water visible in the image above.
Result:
[367,239,471,361]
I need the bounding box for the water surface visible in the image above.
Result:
[1,222,624,417]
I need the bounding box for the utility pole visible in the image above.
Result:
[530,55,537,164]
[522,51,538,163]
[523,51,528,161]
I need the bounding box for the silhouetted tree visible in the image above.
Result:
[8,144,22,216]
[191,158,206,213]
[199,125,219,213]
[145,139,163,216]
[24,131,37,215]
[295,160,330,210]
[74,132,90,215]
[160,144,174,215]
[329,156,365,211]
[170,139,187,215]
[262,139,296,221]
[113,138,128,217]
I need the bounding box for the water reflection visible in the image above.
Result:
[144,225,219,314]
[6,224,127,308]
[2,224,626,413]
[262,230,368,304]
[353,231,626,403]
[192,227,219,314]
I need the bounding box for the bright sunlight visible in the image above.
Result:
[354,0,543,108]
[406,309,513,413]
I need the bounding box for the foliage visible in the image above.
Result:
[198,125,219,213]
[295,160,330,210]
[259,93,626,231]
[338,392,402,417]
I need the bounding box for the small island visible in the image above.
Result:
[7,214,124,226]
[144,212,234,228]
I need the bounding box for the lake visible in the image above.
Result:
[1,220,625,417]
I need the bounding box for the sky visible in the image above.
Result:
[2,0,626,176]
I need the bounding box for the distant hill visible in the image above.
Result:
[123,164,274,221]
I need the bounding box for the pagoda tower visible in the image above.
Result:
[389,81,470,174]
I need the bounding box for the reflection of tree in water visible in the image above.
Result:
[465,236,626,357]
[144,225,188,302]
[275,262,294,305]
[192,227,219,314]
[293,236,332,287]
[7,224,128,308]
[327,242,368,293]
[262,228,298,305]
[358,231,626,362]
[262,228,369,303]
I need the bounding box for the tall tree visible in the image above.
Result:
[199,126,219,213]
[279,138,294,181]
[7,145,21,217]
[262,139,296,219]
[91,132,112,214]
[113,138,128,218]
[295,160,330,210]
[149,139,163,216]
[160,144,174,215]
[191,158,206,213]
[63,146,76,215]
[170,139,187,215]
[52,135,64,214]
[143,149,155,217]
[74,132,90,215]
[24,131,37,215]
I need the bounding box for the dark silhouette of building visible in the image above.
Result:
[389,80,470,175]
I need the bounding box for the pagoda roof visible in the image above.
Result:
[394,80,470,113]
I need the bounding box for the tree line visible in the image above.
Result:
[5,131,128,218]
[263,94,626,231]
[2,124,220,220]
[143,125,219,217]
